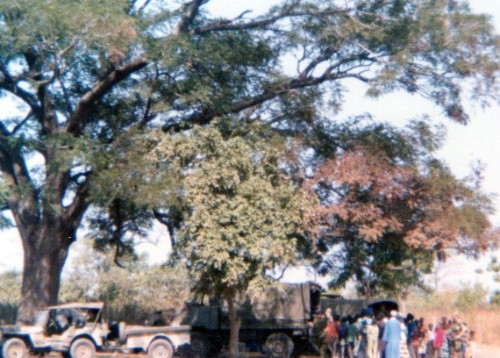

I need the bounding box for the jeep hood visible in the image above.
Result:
[0,325,44,334]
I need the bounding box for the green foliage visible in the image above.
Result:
[60,239,190,323]
[137,124,311,298]
[0,182,13,228]
[0,0,499,320]
[0,0,136,55]
[0,270,21,324]
[128,124,313,356]
[487,255,500,282]
[406,288,457,310]
[490,291,500,306]
[0,270,21,304]
[454,283,488,311]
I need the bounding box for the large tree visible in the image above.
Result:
[0,0,498,322]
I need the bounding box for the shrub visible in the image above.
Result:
[490,291,500,306]
[454,283,488,311]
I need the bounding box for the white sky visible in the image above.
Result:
[1,0,500,292]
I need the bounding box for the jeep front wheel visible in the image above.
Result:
[70,338,96,358]
[2,338,28,358]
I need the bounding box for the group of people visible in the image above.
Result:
[311,308,474,358]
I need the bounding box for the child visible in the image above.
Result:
[465,330,475,358]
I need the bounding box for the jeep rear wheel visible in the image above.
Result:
[148,338,174,358]
[2,338,28,358]
[70,338,96,358]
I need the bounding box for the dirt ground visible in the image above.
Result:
[100,346,500,357]
[474,344,500,358]
[44,345,500,358]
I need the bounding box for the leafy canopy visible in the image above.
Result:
[0,0,498,319]
[0,0,497,247]
[131,124,312,299]
[305,118,496,296]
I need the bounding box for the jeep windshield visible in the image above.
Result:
[34,309,49,327]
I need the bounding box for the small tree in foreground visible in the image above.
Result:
[140,125,310,358]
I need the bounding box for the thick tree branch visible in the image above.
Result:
[66,57,148,135]
[136,0,153,14]
[193,7,347,35]
[172,0,208,35]
[153,209,180,251]
[64,179,91,237]
[0,123,40,235]
[164,71,369,132]
[11,111,33,135]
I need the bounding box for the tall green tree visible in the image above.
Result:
[0,0,498,322]
[134,125,310,358]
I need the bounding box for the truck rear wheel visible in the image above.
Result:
[190,333,212,357]
[264,333,294,358]
[2,338,28,358]
[148,338,174,358]
[70,338,96,358]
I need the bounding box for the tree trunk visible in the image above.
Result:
[16,225,73,324]
[227,295,242,358]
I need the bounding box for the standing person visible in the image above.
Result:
[357,314,370,358]
[448,314,466,358]
[346,316,357,358]
[310,310,328,358]
[382,311,401,358]
[465,330,475,358]
[367,319,380,358]
[406,314,417,358]
[416,319,428,358]
[399,315,411,358]
[410,318,422,358]
[378,316,388,358]
[325,308,340,358]
[425,323,435,358]
[338,317,348,358]
[441,321,451,358]
[433,322,445,358]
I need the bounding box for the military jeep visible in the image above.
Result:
[0,302,190,358]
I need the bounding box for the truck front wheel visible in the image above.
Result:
[70,338,96,358]
[148,338,174,358]
[2,338,28,358]
[264,333,294,358]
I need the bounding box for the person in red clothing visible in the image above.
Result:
[433,321,445,358]
[324,308,340,358]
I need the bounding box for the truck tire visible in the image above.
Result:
[70,338,96,358]
[2,338,28,358]
[190,333,211,357]
[264,333,294,358]
[147,338,174,358]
